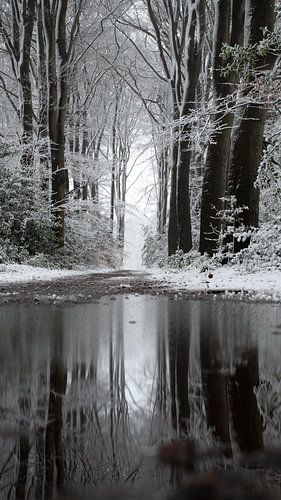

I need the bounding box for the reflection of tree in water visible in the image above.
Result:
[155,302,168,416]
[168,301,191,436]
[45,324,67,497]
[64,300,139,489]
[109,303,128,481]
[200,310,232,457]
[0,308,67,498]
[257,375,281,445]
[35,366,48,499]
[36,309,67,498]
[229,347,264,453]
[16,376,31,498]
[199,305,264,458]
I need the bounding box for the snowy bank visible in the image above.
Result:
[149,266,281,302]
[0,264,92,283]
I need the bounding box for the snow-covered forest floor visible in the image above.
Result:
[1,263,281,303]
[0,264,91,283]
[149,265,281,302]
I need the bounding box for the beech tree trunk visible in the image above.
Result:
[43,0,70,246]
[110,97,118,233]
[157,146,169,234]
[199,0,244,255]
[177,136,192,253]
[168,0,205,255]
[145,0,204,256]
[37,0,49,194]
[168,129,179,255]
[1,0,36,169]
[227,0,275,252]
[19,0,36,152]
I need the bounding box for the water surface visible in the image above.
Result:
[1,295,281,497]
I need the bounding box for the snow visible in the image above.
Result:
[148,265,281,302]
[0,264,92,283]
[0,263,281,303]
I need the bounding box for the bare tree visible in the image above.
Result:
[42,0,83,245]
[0,0,36,168]
[143,0,205,255]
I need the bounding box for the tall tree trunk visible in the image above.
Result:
[43,0,70,246]
[199,0,244,255]
[227,0,275,252]
[3,0,36,169]
[157,146,169,234]
[37,0,49,194]
[110,97,119,233]
[118,156,127,247]
[91,132,103,203]
[177,135,192,253]
[19,0,36,170]
[168,119,179,255]
[168,0,205,255]
[81,110,89,200]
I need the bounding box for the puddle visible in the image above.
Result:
[0,295,281,497]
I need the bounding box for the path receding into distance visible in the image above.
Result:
[0,270,160,305]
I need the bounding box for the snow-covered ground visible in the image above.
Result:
[0,264,93,283]
[0,263,281,302]
[149,266,281,302]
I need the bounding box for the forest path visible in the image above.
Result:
[0,269,165,305]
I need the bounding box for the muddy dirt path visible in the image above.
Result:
[0,270,168,305]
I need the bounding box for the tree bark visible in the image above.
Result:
[157,146,169,234]
[145,0,205,256]
[168,124,179,255]
[110,97,118,233]
[3,0,36,169]
[37,0,49,194]
[227,0,275,252]
[43,0,70,246]
[199,0,244,255]
[177,137,192,253]
[19,0,36,148]
[168,1,205,255]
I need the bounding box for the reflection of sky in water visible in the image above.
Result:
[0,299,280,367]
[1,296,281,421]
[61,297,159,409]
[1,297,281,374]
[0,300,280,417]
